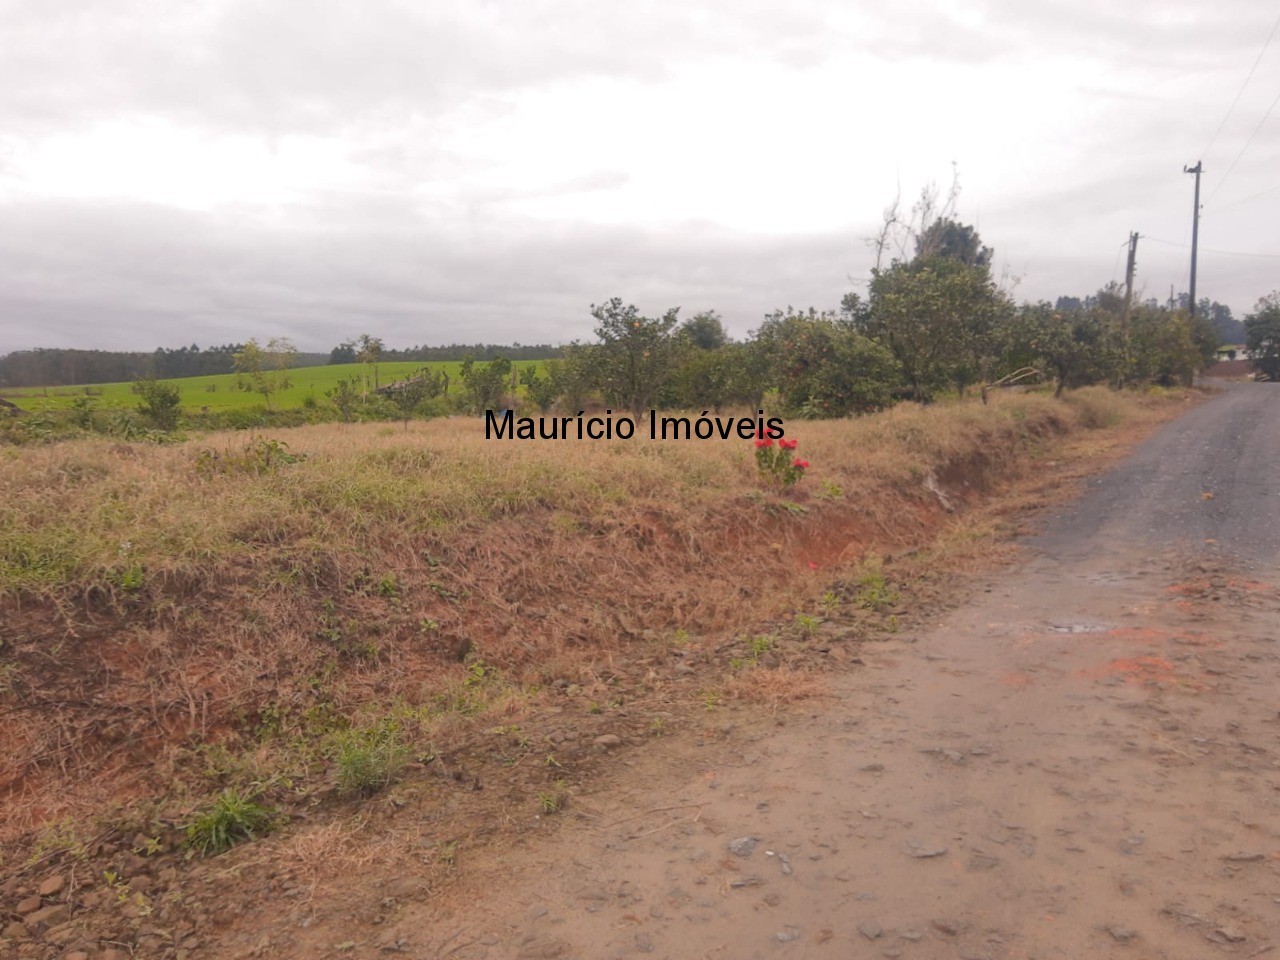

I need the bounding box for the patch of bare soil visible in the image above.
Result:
[0,397,1211,959]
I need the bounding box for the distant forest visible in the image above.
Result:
[0,341,565,388]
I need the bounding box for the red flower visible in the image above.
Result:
[792,458,810,469]
[755,438,773,448]
[779,438,798,450]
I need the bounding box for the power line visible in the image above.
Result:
[1142,235,1280,258]
[1200,11,1280,160]
[1206,83,1280,204]
[1207,181,1280,215]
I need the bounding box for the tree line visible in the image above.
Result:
[0,340,565,390]
[438,214,1243,422]
[320,207,1280,424]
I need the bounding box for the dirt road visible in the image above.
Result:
[400,382,1280,960]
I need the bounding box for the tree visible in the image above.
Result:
[135,378,182,431]
[356,334,385,393]
[754,308,900,417]
[330,340,358,364]
[915,218,992,269]
[459,356,513,412]
[1006,302,1117,397]
[863,254,1010,402]
[678,311,728,351]
[1245,292,1280,381]
[519,365,558,412]
[385,369,446,428]
[326,377,362,422]
[231,337,296,409]
[1129,306,1201,386]
[590,298,680,419]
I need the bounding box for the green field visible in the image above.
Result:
[0,360,543,412]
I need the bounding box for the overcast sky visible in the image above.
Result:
[2,0,1278,353]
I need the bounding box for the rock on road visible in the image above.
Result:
[420,383,1280,960]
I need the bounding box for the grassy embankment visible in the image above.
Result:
[0,360,544,412]
[0,387,1187,864]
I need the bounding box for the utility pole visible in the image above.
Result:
[1184,161,1202,317]
[1121,231,1138,384]
[1122,231,1138,314]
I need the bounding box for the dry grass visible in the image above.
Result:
[726,666,831,709]
[0,388,1191,850]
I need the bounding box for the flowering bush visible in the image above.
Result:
[754,434,810,488]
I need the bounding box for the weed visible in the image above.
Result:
[331,723,409,797]
[537,781,569,814]
[438,841,458,868]
[794,614,820,637]
[816,479,844,500]
[375,574,399,598]
[855,556,900,611]
[185,788,277,856]
[113,563,145,592]
[195,437,304,477]
[649,717,667,736]
[731,634,776,671]
[428,580,462,602]
[27,818,94,865]
[820,591,841,615]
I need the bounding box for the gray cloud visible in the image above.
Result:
[1,0,1277,355]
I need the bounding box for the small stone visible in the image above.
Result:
[36,876,64,897]
[931,919,960,936]
[900,929,924,942]
[904,841,948,859]
[15,897,41,915]
[1107,926,1138,942]
[3,922,29,940]
[728,837,759,857]
[594,734,622,749]
[634,932,653,953]
[515,935,567,959]
[1221,852,1265,862]
[858,922,884,940]
[1212,926,1246,943]
[65,953,90,960]
[775,927,799,942]
[24,904,70,927]
[860,763,885,773]
[102,951,130,960]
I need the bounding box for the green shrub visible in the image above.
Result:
[185,788,277,856]
[331,723,409,796]
[135,379,182,431]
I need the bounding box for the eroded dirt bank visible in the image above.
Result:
[9,385,1279,959]
[316,382,1280,960]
